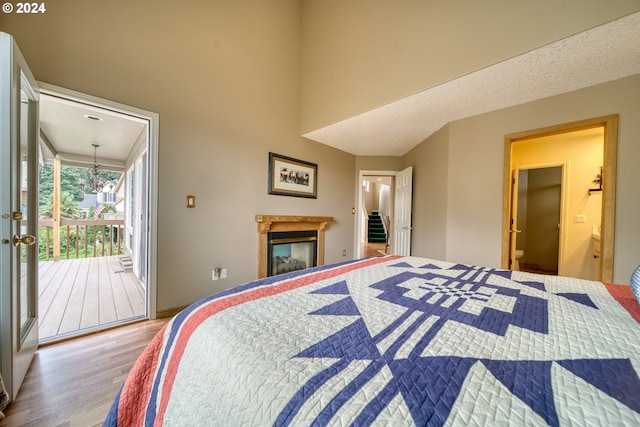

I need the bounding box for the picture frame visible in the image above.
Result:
[268,152,317,199]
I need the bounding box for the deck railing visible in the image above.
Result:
[39,219,125,261]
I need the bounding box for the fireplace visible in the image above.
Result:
[255,215,334,278]
[268,230,317,276]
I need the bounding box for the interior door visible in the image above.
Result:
[393,166,413,256]
[510,166,563,274]
[0,33,40,401]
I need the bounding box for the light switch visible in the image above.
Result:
[574,214,586,223]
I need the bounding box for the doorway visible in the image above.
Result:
[360,175,393,258]
[356,167,413,259]
[512,165,564,275]
[36,83,159,342]
[502,115,617,282]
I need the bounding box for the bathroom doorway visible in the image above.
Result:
[511,165,564,275]
[502,116,615,281]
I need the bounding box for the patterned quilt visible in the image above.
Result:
[104,256,640,426]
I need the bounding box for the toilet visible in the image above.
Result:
[514,249,524,271]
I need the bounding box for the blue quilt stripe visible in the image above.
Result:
[484,360,558,427]
[309,296,360,316]
[311,280,350,295]
[388,356,477,426]
[555,292,597,309]
[519,280,547,292]
[297,318,380,360]
[275,358,352,426]
[311,359,386,427]
[557,358,640,413]
[103,386,122,426]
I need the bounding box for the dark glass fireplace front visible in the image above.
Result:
[268,230,317,277]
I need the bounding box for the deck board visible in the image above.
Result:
[38,256,146,342]
[80,259,100,330]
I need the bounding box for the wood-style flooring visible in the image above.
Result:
[362,241,388,258]
[0,318,169,427]
[39,256,146,342]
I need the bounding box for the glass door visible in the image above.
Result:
[0,32,39,401]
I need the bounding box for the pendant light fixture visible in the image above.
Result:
[78,143,105,193]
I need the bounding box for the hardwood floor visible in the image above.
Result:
[362,241,388,258]
[0,318,169,427]
[39,256,146,342]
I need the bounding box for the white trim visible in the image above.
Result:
[37,82,159,320]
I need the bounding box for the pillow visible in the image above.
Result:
[631,264,640,304]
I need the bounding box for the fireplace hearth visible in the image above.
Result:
[255,215,334,278]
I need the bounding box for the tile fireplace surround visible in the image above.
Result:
[255,215,334,278]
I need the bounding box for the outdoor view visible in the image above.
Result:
[38,163,124,261]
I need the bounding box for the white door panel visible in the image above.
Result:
[1,32,39,401]
[393,166,413,256]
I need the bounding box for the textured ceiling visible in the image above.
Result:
[303,11,640,156]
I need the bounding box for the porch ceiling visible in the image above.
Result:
[38,92,147,171]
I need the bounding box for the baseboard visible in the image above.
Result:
[156,305,188,319]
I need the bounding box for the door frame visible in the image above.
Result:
[510,163,567,275]
[501,115,617,282]
[38,82,159,320]
[356,169,413,258]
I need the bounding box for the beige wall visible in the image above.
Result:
[406,74,640,284]
[403,125,449,260]
[1,1,356,312]
[300,0,640,134]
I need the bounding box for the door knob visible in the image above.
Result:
[13,234,36,246]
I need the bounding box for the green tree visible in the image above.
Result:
[39,163,123,207]
[39,191,80,219]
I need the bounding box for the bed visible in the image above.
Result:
[104,255,640,426]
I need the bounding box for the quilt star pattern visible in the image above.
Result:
[105,256,640,427]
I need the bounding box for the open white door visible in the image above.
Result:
[0,33,39,401]
[393,166,413,256]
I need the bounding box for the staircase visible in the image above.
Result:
[118,255,133,272]
[367,211,387,243]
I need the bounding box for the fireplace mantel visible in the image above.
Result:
[255,215,334,278]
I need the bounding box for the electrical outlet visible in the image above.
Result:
[212,270,218,281]
[220,268,227,279]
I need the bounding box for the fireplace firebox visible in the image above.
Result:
[268,230,317,276]
[255,215,334,278]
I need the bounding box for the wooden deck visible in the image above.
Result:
[38,256,146,342]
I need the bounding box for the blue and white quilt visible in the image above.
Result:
[105,256,640,426]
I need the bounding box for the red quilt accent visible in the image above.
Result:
[118,323,168,426]
[604,283,640,323]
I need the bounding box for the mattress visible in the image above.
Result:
[104,256,640,426]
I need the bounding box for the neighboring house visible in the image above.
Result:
[77,179,123,220]
[77,194,97,220]
[3,2,639,315]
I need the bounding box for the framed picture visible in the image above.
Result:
[268,152,317,198]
